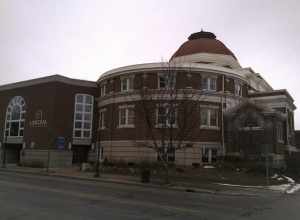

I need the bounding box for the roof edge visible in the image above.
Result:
[0,74,97,92]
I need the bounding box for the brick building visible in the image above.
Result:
[0,31,296,167]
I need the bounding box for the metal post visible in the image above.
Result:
[94,142,101,177]
[2,136,7,168]
[47,149,50,173]
[265,144,270,185]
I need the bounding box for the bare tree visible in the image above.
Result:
[137,62,216,183]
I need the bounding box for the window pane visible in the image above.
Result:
[128,109,134,125]
[75,113,82,120]
[10,122,19,136]
[76,95,84,103]
[159,75,166,88]
[201,78,208,90]
[85,95,93,104]
[83,130,90,138]
[210,109,218,126]
[11,105,21,120]
[83,122,91,129]
[75,121,82,129]
[121,78,128,91]
[84,113,91,121]
[85,105,92,113]
[6,113,11,120]
[210,78,217,91]
[74,130,81,138]
[76,104,83,112]
[19,129,24,137]
[200,109,208,126]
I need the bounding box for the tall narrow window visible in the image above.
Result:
[118,105,135,128]
[200,107,219,128]
[5,96,26,137]
[99,109,106,129]
[201,76,217,91]
[100,83,106,97]
[121,76,134,92]
[158,73,176,89]
[73,94,94,138]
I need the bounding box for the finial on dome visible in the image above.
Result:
[188,31,216,40]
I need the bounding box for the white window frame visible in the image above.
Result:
[158,73,176,89]
[99,108,106,130]
[118,105,135,128]
[120,76,134,92]
[200,106,219,129]
[156,104,177,128]
[4,96,26,138]
[73,94,94,139]
[201,76,217,92]
[234,81,242,96]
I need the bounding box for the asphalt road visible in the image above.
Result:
[0,171,298,220]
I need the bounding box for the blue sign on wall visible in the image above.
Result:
[56,137,65,150]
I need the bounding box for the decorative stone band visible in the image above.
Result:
[97,90,244,108]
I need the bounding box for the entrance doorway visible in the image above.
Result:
[72,145,90,164]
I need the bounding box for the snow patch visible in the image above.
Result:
[286,184,300,194]
[203,165,215,169]
[283,175,295,184]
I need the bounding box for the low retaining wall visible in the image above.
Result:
[20,149,72,168]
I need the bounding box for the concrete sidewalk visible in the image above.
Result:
[0,165,286,196]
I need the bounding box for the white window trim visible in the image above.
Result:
[157,72,176,89]
[73,94,94,139]
[201,76,217,92]
[155,104,178,128]
[234,81,242,96]
[100,82,107,97]
[4,96,26,138]
[99,108,107,130]
[200,106,219,129]
[120,75,134,92]
[118,105,135,128]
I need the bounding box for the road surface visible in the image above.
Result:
[0,171,298,219]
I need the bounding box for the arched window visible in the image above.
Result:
[5,96,26,137]
[73,94,94,139]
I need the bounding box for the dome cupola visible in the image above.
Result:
[170,31,241,69]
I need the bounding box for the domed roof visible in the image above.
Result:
[170,31,237,61]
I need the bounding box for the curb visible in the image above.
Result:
[0,168,262,196]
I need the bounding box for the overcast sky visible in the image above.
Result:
[1,0,300,127]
